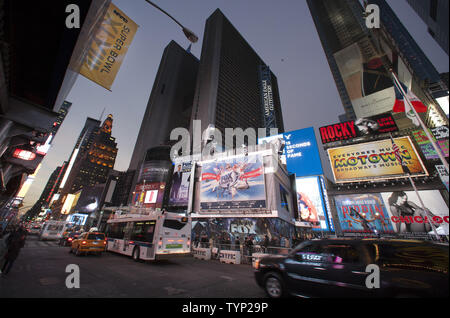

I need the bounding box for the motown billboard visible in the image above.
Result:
[319,113,398,144]
[200,154,266,211]
[328,137,428,183]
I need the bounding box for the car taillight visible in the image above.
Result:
[158,240,163,249]
[103,241,107,245]
[82,241,87,245]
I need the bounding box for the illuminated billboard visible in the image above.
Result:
[74,185,104,213]
[258,127,323,177]
[328,137,428,183]
[334,194,395,234]
[61,193,80,215]
[381,190,449,236]
[132,182,166,209]
[168,160,192,207]
[200,154,266,211]
[295,176,330,231]
[319,113,398,144]
[334,43,395,118]
[412,126,449,160]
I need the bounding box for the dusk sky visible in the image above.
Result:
[21,0,449,212]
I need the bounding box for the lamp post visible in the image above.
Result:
[144,0,199,43]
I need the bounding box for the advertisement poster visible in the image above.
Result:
[334,194,395,234]
[74,185,105,213]
[132,182,165,209]
[319,113,398,144]
[168,161,192,206]
[381,190,449,236]
[200,154,266,211]
[436,165,449,192]
[137,161,171,184]
[328,137,428,183]
[295,176,329,231]
[334,43,395,118]
[412,126,449,160]
[259,127,323,177]
[80,3,138,90]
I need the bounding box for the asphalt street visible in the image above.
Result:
[0,235,267,298]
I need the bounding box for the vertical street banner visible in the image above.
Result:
[80,3,138,90]
[169,161,193,207]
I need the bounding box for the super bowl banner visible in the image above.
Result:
[328,137,428,183]
[334,194,395,234]
[200,154,266,211]
[80,3,138,90]
[319,113,398,144]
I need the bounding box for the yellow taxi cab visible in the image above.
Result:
[70,232,107,256]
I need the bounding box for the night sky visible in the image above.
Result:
[21,0,448,213]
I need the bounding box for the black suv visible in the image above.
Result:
[254,238,448,298]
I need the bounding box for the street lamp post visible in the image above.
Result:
[144,0,199,43]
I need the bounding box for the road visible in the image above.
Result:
[0,235,266,298]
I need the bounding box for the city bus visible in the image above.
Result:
[105,209,191,261]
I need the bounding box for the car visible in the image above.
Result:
[254,238,449,298]
[70,232,107,256]
[59,231,81,246]
[29,225,42,235]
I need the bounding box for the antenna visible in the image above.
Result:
[99,107,106,122]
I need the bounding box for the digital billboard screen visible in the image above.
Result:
[259,127,323,177]
[168,161,192,207]
[412,126,449,160]
[295,176,330,231]
[200,154,266,211]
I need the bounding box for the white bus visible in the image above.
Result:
[105,210,191,261]
[39,220,69,241]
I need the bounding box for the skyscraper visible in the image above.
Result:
[126,41,199,205]
[128,41,199,172]
[307,0,447,127]
[190,9,284,148]
[51,115,118,218]
[406,0,449,55]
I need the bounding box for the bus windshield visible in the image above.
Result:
[163,219,188,230]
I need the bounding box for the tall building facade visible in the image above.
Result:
[406,0,449,55]
[128,41,199,172]
[307,0,447,127]
[190,9,284,148]
[51,115,118,218]
[126,41,199,204]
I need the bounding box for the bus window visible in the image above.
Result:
[131,221,155,243]
[163,219,187,230]
[106,223,127,239]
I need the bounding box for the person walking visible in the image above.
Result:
[262,235,269,253]
[1,227,26,277]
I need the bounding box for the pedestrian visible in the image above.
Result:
[262,235,269,253]
[1,227,26,277]
[245,236,253,256]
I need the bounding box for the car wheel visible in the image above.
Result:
[264,272,286,298]
[132,247,140,262]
